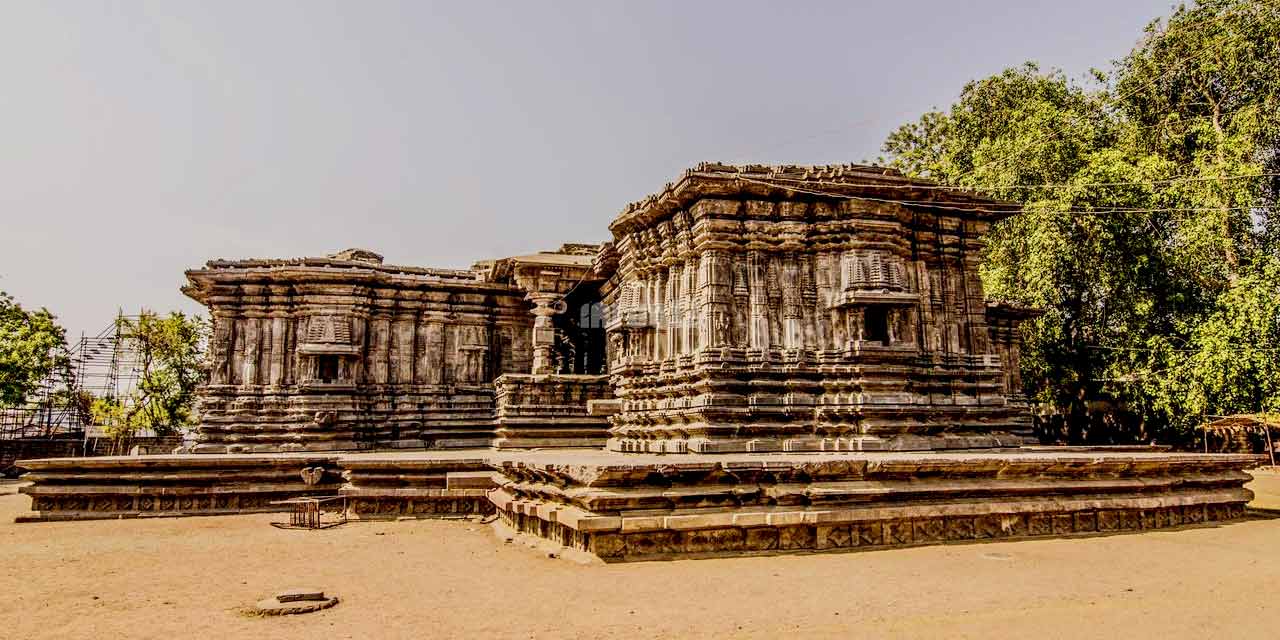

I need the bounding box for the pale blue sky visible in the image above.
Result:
[0,0,1180,338]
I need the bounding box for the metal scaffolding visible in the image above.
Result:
[0,314,141,441]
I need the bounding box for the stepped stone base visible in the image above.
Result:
[15,449,1258,563]
[339,455,496,519]
[491,450,1257,562]
[491,374,614,450]
[16,454,344,522]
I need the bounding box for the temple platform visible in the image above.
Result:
[15,448,1258,562]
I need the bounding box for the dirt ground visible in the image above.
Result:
[3,471,1279,640]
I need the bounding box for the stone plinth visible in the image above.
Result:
[492,374,614,449]
[491,449,1256,561]
[16,448,1259,562]
[339,455,496,519]
[17,454,343,522]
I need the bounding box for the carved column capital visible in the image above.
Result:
[525,292,567,316]
[525,293,567,374]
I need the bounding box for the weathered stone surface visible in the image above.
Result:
[275,588,326,603]
[489,449,1257,561]
[183,246,606,453]
[15,447,1258,562]
[252,593,339,616]
[492,374,613,449]
[599,164,1040,453]
[16,454,342,522]
[338,454,496,519]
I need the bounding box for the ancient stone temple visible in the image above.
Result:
[599,164,1037,453]
[17,163,1258,563]
[182,244,614,452]
[181,164,1037,455]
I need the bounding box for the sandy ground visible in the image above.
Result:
[3,472,1279,640]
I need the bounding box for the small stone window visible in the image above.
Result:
[317,355,340,383]
[864,306,890,344]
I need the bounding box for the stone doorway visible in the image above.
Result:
[553,285,606,375]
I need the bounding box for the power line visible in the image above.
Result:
[1088,344,1280,353]
[735,174,1274,217]
[753,171,1280,195]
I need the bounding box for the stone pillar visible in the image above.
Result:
[781,255,803,350]
[209,312,234,385]
[701,251,732,349]
[666,265,681,356]
[241,315,262,387]
[526,293,564,375]
[747,251,770,350]
[391,312,416,384]
[268,314,287,386]
[417,314,445,384]
[369,316,391,384]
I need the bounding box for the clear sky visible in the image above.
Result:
[1,0,1181,338]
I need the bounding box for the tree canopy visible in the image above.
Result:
[880,0,1280,445]
[0,291,68,408]
[91,311,208,438]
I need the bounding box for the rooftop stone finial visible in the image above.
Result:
[329,248,384,264]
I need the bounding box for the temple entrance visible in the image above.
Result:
[552,285,607,374]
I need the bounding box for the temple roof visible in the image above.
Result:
[190,253,479,280]
[481,243,602,286]
[181,249,494,305]
[610,162,1020,235]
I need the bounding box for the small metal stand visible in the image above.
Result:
[269,496,348,529]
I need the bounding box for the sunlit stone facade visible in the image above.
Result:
[182,164,1037,454]
[599,163,1037,452]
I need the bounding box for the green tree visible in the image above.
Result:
[879,0,1280,446]
[1127,256,1280,441]
[882,64,1172,440]
[1115,0,1280,278]
[1108,0,1280,443]
[97,311,208,438]
[0,291,68,407]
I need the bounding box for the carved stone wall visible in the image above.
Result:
[181,165,1042,455]
[185,251,534,452]
[492,451,1254,561]
[492,374,614,449]
[601,164,1037,453]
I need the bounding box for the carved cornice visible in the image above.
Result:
[609,162,1018,237]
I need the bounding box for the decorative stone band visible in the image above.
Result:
[495,493,1247,561]
[16,453,498,522]
[15,449,1258,564]
[489,451,1257,561]
[609,433,1029,454]
[17,455,343,522]
[339,456,497,519]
